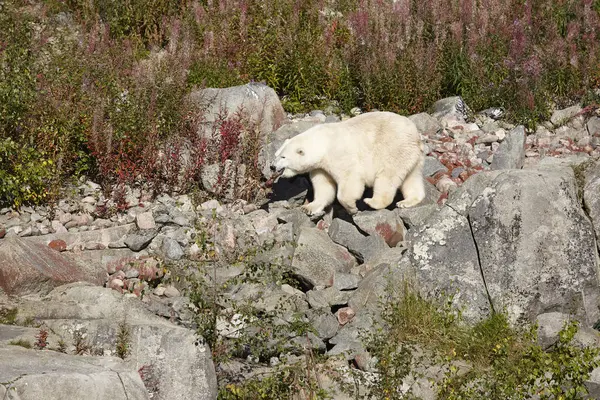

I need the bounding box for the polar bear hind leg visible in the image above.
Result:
[363,175,400,210]
[397,157,426,208]
[301,169,337,216]
[336,178,365,215]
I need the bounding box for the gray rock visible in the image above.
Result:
[306,287,350,309]
[162,237,184,260]
[332,272,361,291]
[423,156,448,177]
[352,209,406,247]
[408,112,442,135]
[446,168,600,325]
[490,125,526,170]
[306,308,339,340]
[15,283,218,400]
[404,205,490,322]
[587,116,600,136]
[328,218,388,263]
[200,161,246,200]
[28,223,136,250]
[135,211,156,230]
[536,312,600,350]
[348,262,407,317]
[189,82,286,140]
[395,204,440,229]
[0,346,150,400]
[429,96,469,123]
[0,236,105,296]
[124,229,158,252]
[550,105,582,126]
[292,227,357,289]
[584,160,600,243]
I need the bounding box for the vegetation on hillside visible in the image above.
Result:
[1,0,600,207]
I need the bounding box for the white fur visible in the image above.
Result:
[272,111,426,215]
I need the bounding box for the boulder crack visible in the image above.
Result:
[466,213,496,314]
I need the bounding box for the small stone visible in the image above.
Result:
[153,286,166,296]
[163,285,180,298]
[136,211,156,230]
[124,230,158,252]
[125,268,140,279]
[108,278,124,291]
[436,176,458,193]
[0,228,5,239]
[48,239,67,252]
[162,237,184,260]
[335,307,355,325]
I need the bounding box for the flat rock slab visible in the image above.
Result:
[0,236,104,296]
[0,346,149,400]
[14,283,218,400]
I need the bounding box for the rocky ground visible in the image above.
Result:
[2,86,600,399]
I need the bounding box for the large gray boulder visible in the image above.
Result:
[0,346,149,400]
[584,160,600,244]
[14,283,218,400]
[291,227,357,289]
[466,167,599,325]
[0,236,105,296]
[405,167,600,325]
[189,82,287,141]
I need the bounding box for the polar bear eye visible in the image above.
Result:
[296,149,304,156]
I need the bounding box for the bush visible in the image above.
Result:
[358,282,600,400]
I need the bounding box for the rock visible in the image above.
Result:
[435,176,458,193]
[14,283,218,400]
[162,237,184,260]
[327,218,388,263]
[408,113,442,135]
[348,262,406,318]
[584,160,600,243]
[163,285,180,298]
[429,96,469,123]
[335,307,355,325]
[306,308,339,340]
[587,116,600,136]
[29,224,136,250]
[550,105,582,126]
[200,161,246,200]
[467,168,600,325]
[124,229,158,252]
[332,272,361,291]
[536,312,600,350]
[259,120,320,179]
[306,287,350,309]
[423,156,448,177]
[490,125,526,170]
[291,227,357,289]
[48,239,67,252]
[352,209,406,247]
[135,211,156,230]
[189,83,286,140]
[0,236,104,296]
[0,346,150,400]
[395,204,440,230]
[404,204,489,322]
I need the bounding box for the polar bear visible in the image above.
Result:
[271,111,426,216]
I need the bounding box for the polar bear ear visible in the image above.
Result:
[275,139,290,157]
[296,148,304,156]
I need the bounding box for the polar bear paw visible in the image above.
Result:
[301,202,326,218]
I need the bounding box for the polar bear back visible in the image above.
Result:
[307,111,422,186]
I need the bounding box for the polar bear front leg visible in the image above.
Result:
[301,169,337,216]
[337,179,365,215]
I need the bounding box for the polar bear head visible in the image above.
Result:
[271,131,327,178]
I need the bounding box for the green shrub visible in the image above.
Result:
[0,138,56,208]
